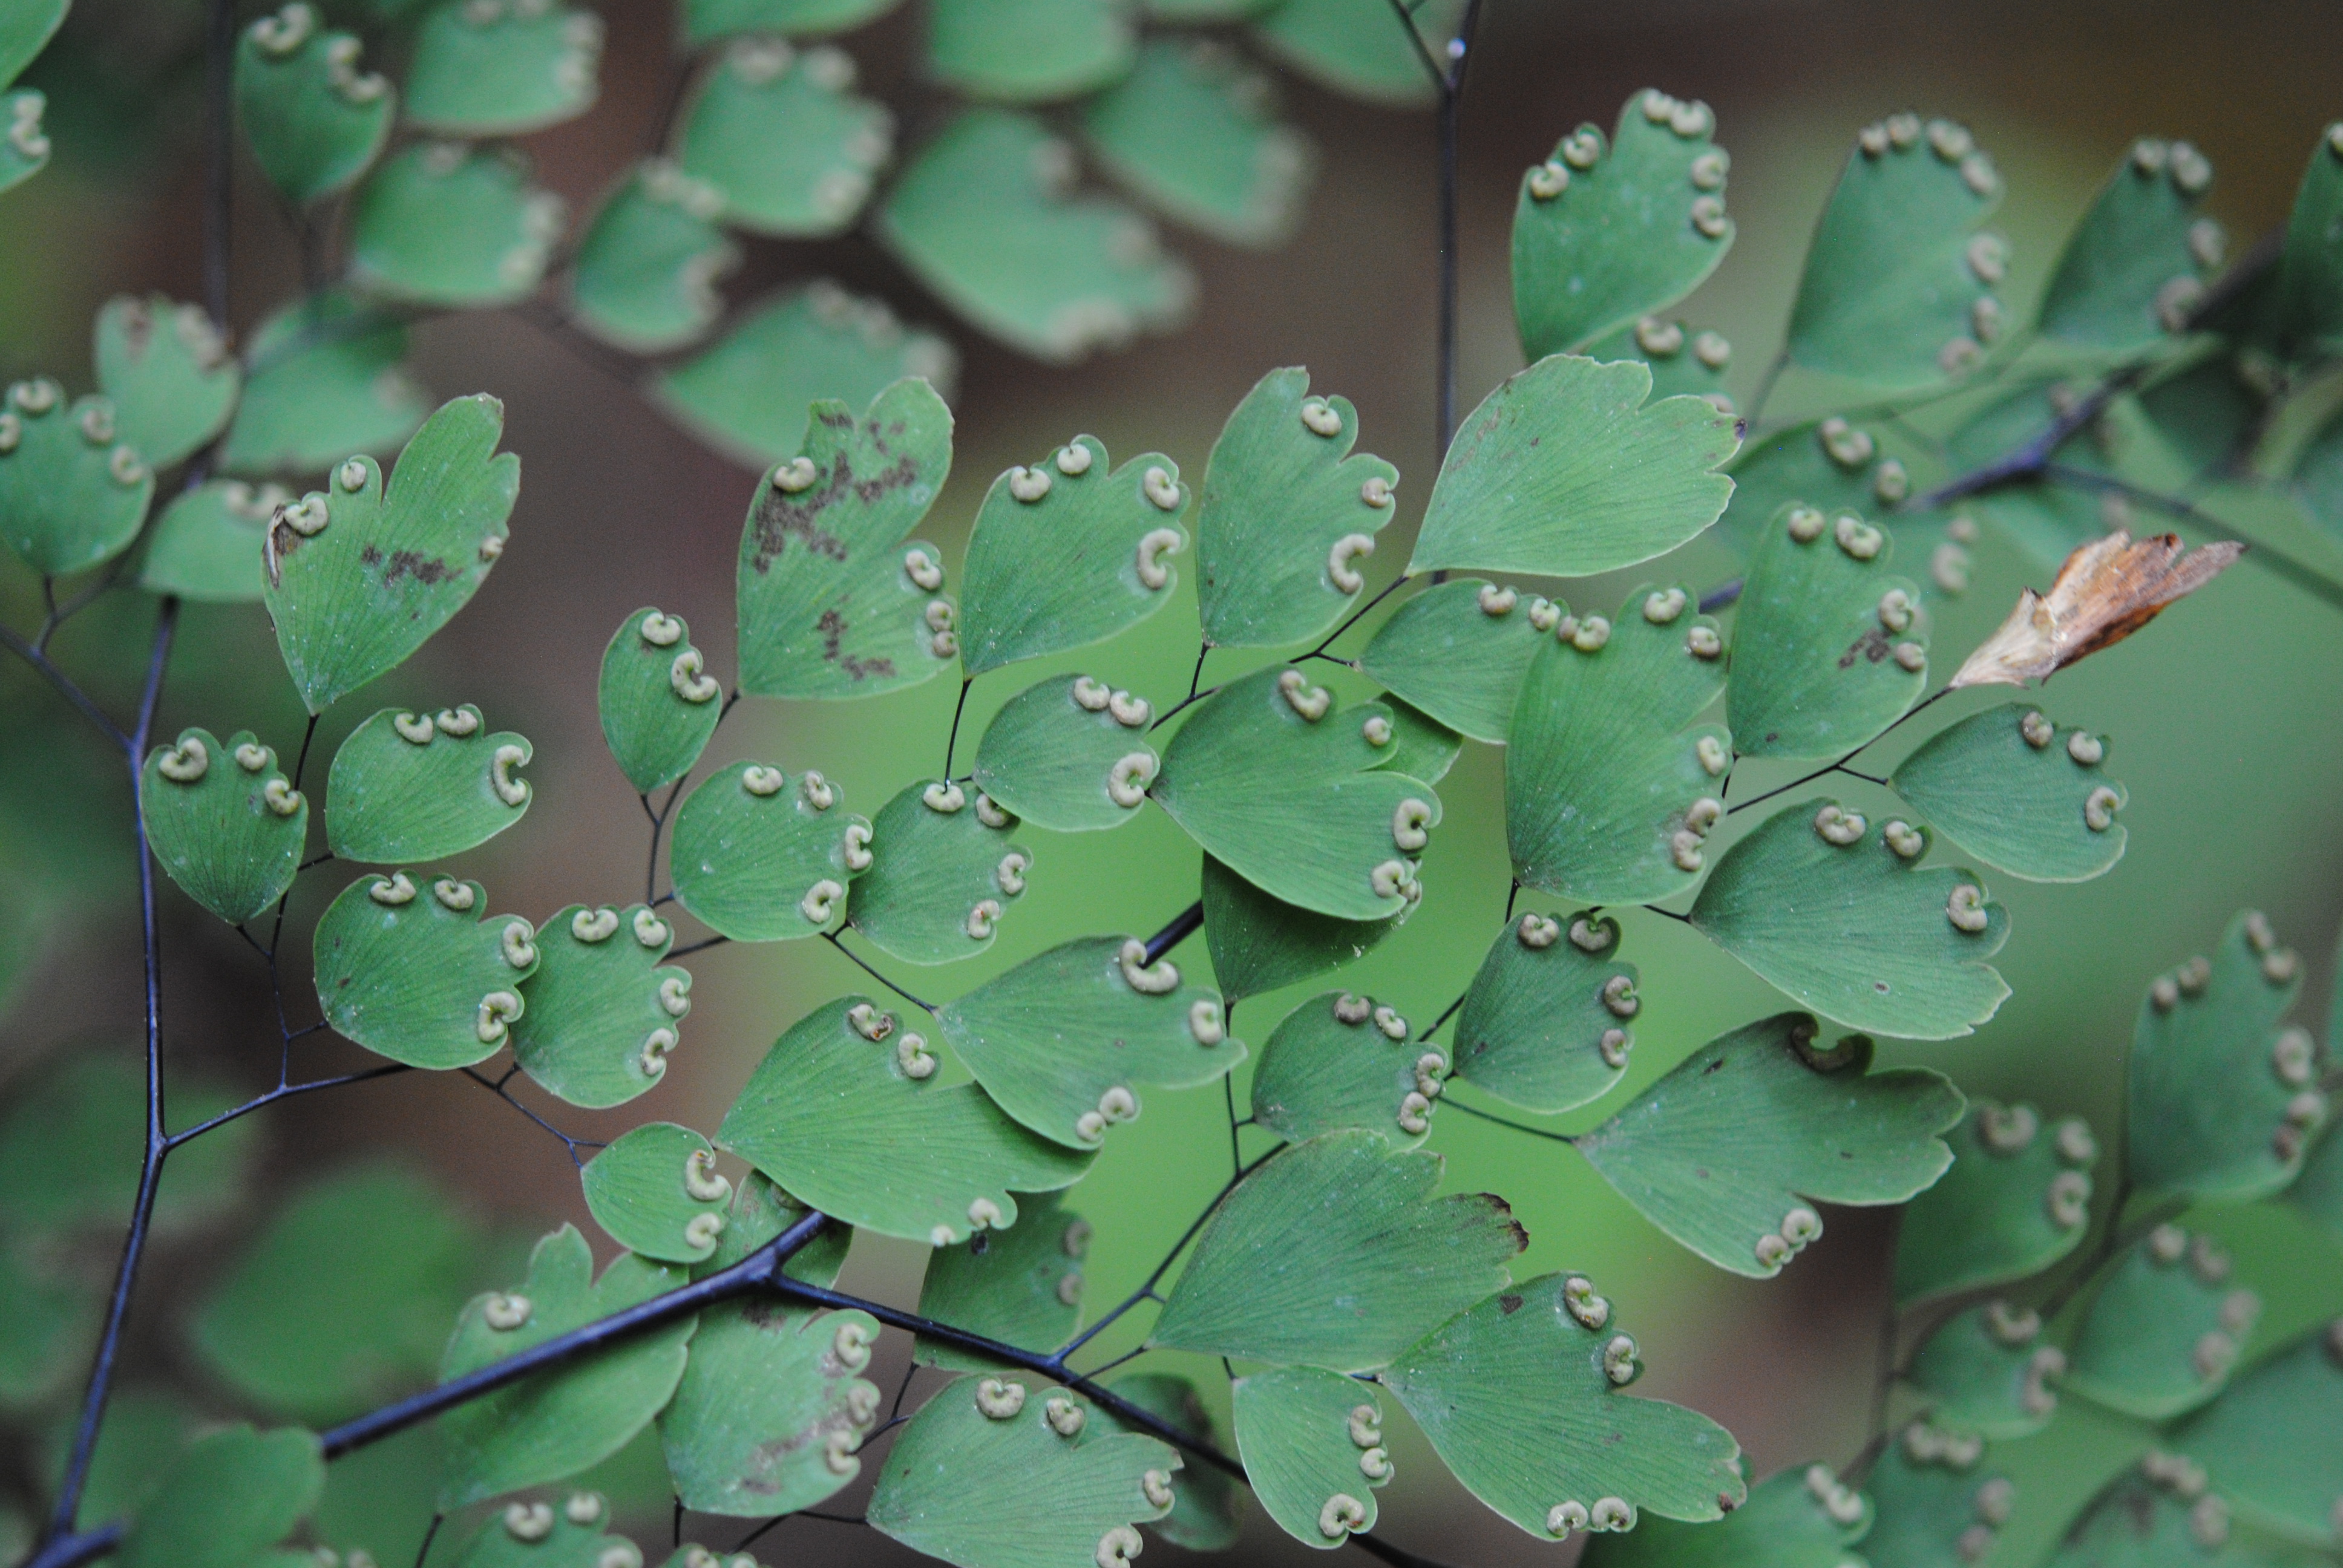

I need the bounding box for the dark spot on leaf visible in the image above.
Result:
[1702,1057,1725,1074]
[360,544,382,566]
[1839,627,1893,668]
[969,1232,989,1256]
[816,608,897,681]
[1719,1491,1740,1512]
[1875,981,1890,992]
[1499,1294,1522,1315]
[382,550,453,586]
[1694,1168,1709,1180]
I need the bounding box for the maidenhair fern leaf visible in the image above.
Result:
[1904,1300,2071,1440]
[847,780,1032,964]
[93,295,240,468]
[1893,1099,2100,1307]
[1890,704,2128,883]
[1193,367,1398,649]
[142,727,306,926]
[2040,138,2222,351]
[1408,354,1738,578]
[1578,1463,1872,1568]
[926,0,1136,105]
[2065,1222,2259,1420]
[1450,910,1639,1114]
[1506,583,1731,904]
[1250,990,1444,1150]
[233,4,393,207]
[325,705,531,863]
[1083,40,1314,247]
[1380,1273,1746,1537]
[218,292,429,475]
[877,109,1192,363]
[958,437,1190,674]
[0,376,156,577]
[1512,90,1735,361]
[970,675,1161,832]
[347,143,562,309]
[509,903,692,1110]
[568,163,739,353]
[1199,852,1397,1007]
[669,762,870,943]
[116,1424,323,1568]
[1786,114,2008,387]
[734,376,957,701]
[1230,1367,1391,1548]
[2173,1325,2343,1547]
[1357,577,1542,743]
[578,1122,733,1266]
[404,0,601,137]
[914,1189,1087,1373]
[2128,911,2323,1204]
[1149,1129,1522,1371]
[437,1225,695,1508]
[310,872,539,1070]
[1575,1015,1961,1278]
[675,39,891,237]
[718,996,1092,1246]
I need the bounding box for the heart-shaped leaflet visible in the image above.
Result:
[261,394,520,715]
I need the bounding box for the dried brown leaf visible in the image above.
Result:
[1950,530,2243,688]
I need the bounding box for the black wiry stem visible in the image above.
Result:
[1051,1147,1280,1365]
[44,599,179,1546]
[0,624,129,748]
[319,1210,833,1457]
[1725,688,1950,817]
[1440,1092,1576,1144]
[462,1067,606,1168]
[824,930,935,1013]
[164,1065,410,1149]
[943,676,973,777]
[1141,901,1204,967]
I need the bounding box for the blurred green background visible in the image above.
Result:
[4,1,2343,1565]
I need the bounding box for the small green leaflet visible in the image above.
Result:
[325,704,529,863]
[669,762,870,943]
[1507,583,1730,904]
[142,727,306,926]
[404,0,601,137]
[1192,367,1398,648]
[735,376,957,701]
[675,40,890,237]
[116,1424,324,1568]
[437,1224,695,1508]
[1199,851,1395,1007]
[1891,704,2128,882]
[1082,40,1313,247]
[2041,1468,2274,1568]
[2174,1325,2343,1547]
[232,4,393,208]
[914,1188,1087,1373]
[1904,1300,2070,1440]
[1150,1129,1523,1371]
[1584,316,1734,409]
[347,143,562,309]
[192,1162,485,1422]
[939,935,1242,1149]
[569,163,740,353]
[877,109,1192,363]
[2040,139,2221,350]
[598,607,723,794]
[218,292,430,475]
[658,1290,881,1516]
[927,0,1133,104]
[2148,353,2262,481]
[0,377,155,577]
[1382,1273,1746,1536]
[1710,414,1929,563]
[1862,1436,2016,1568]
[1250,990,1442,1149]
[1451,910,1638,1114]
[580,1123,732,1265]
[1,0,67,90]
[651,283,956,470]
[2128,911,2318,1204]
[1579,1463,1873,1568]
[718,996,1092,1246]
[1407,354,1738,578]
[511,903,691,1110]
[310,871,539,1070]
[1576,1015,1961,1278]
[262,395,519,714]
[1153,665,1439,921]
[2267,123,2343,354]
[657,1174,871,1513]
[1893,1099,2099,1307]
[1786,114,2008,387]
[1728,503,1927,760]
[1689,797,2010,1039]
[1101,1375,1243,1552]
[847,780,1031,964]
[0,86,47,194]
[958,436,1190,674]
[1512,90,1735,361]
[2066,1222,2259,1420]
[1357,578,1541,743]
[681,0,900,44]
[1230,1367,1389,1548]
[867,1377,1178,1568]
[93,295,240,468]
[1250,0,1463,107]
[970,674,1161,833]
[445,1494,638,1568]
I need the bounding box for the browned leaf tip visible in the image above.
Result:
[1950,530,2244,690]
